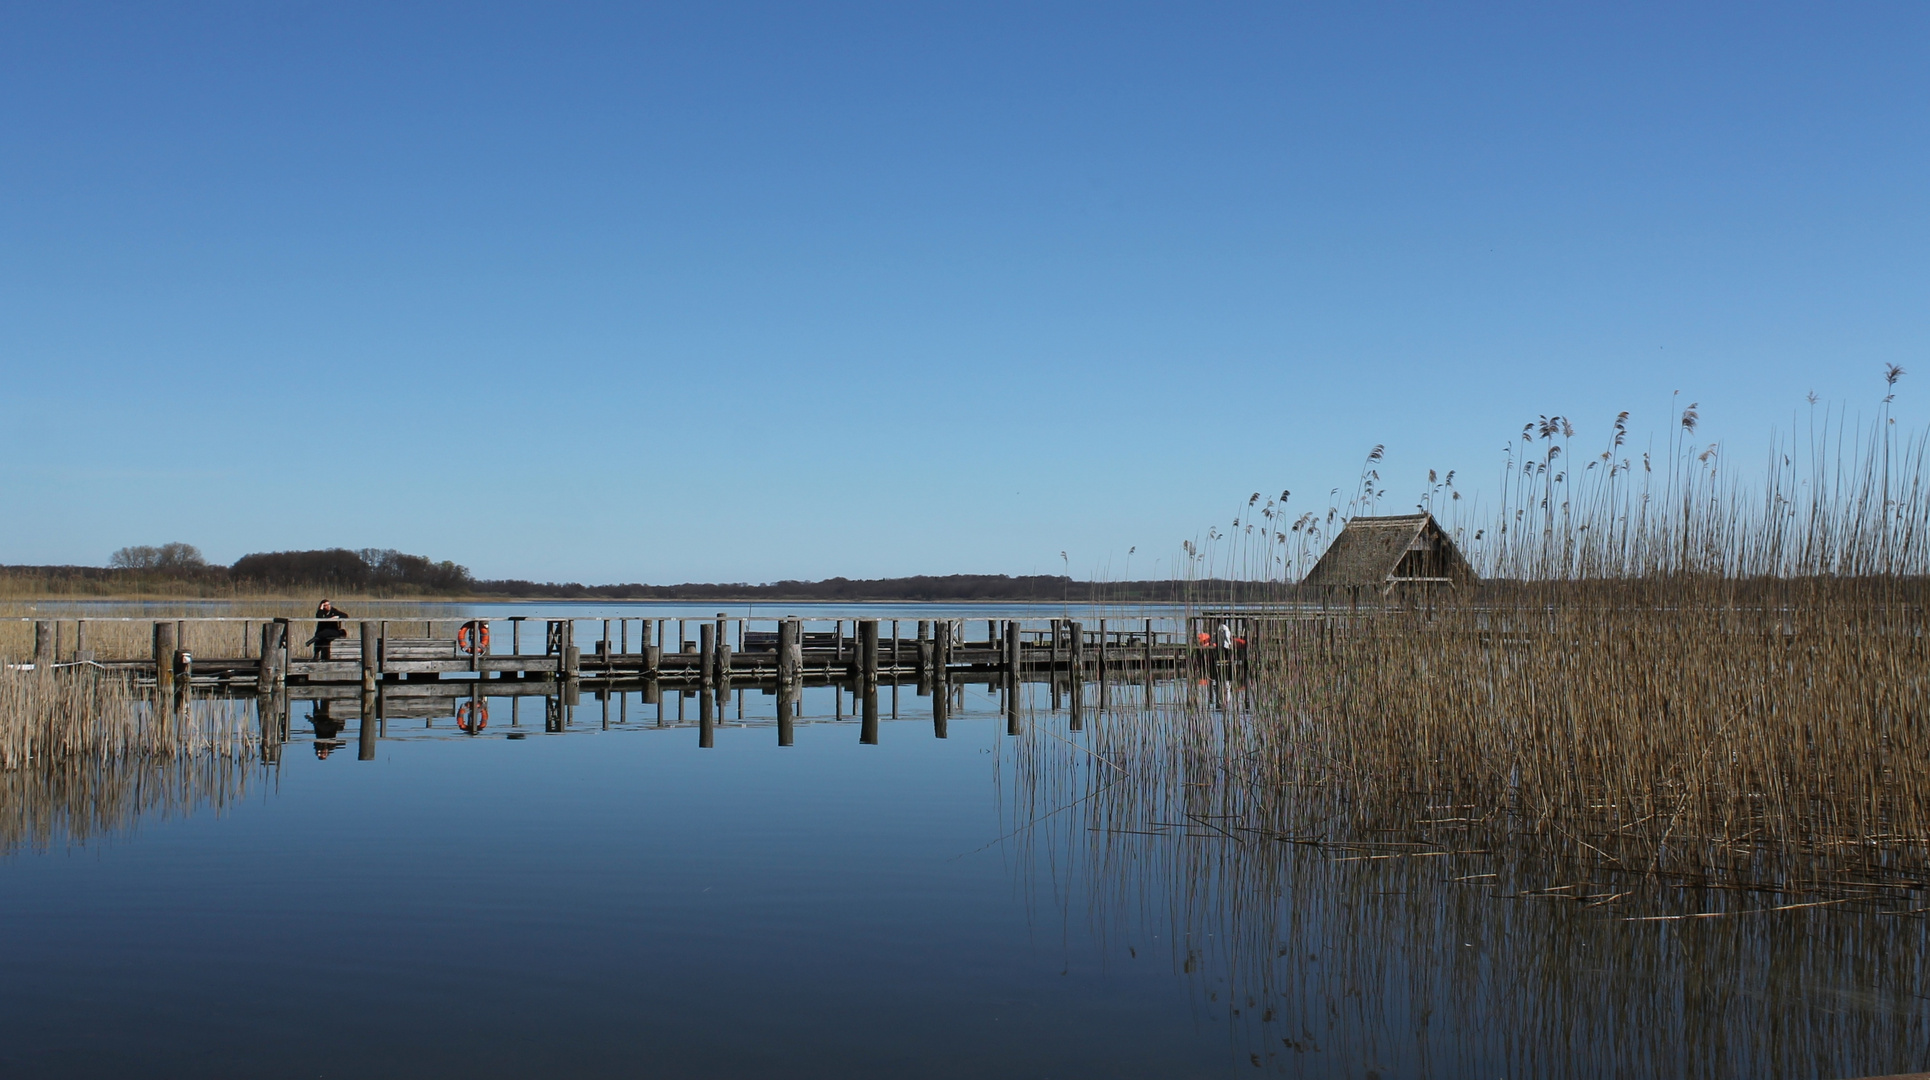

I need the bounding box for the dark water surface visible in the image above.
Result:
[2,678,1926,1079]
[0,685,1228,1079]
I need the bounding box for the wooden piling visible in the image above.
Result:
[1004,620,1021,679]
[699,623,715,688]
[1097,618,1107,674]
[714,614,731,685]
[153,621,176,696]
[862,682,880,744]
[777,618,801,685]
[934,619,952,677]
[360,622,378,692]
[698,686,715,748]
[859,619,880,683]
[1068,620,1083,678]
[561,621,580,679]
[258,622,283,688]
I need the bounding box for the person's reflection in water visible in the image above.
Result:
[309,701,347,759]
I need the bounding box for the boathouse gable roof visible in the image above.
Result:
[1302,512,1476,590]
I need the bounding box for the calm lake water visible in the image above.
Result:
[1,666,1925,1078]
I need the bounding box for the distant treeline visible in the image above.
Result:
[0,545,474,598]
[1,547,1280,602]
[465,574,1233,602]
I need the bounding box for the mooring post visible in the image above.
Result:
[1049,619,1061,671]
[360,622,378,692]
[258,622,282,689]
[859,619,879,684]
[772,617,795,682]
[715,613,731,684]
[934,619,952,679]
[32,621,52,665]
[1004,620,1021,679]
[890,619,900,672]
[562,621,580,680]
[699,623,715,688]
[1097,618,1107,676]
[153,621,176,697]
[1144,618,1154,671]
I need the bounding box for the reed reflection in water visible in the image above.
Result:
[0,669,262,853]
[1003,676,1930,1080]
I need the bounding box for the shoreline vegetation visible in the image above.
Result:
[4,543,1248,603]
[0,566,1247,604]
[1129,388,1930,902]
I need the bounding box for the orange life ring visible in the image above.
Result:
[457,620,491,655]
[456,700,488,733]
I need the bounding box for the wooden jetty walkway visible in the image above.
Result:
[8,613,1261,693]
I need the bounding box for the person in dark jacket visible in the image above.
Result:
[311,599,349,658]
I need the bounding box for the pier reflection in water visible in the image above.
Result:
[0,669,1922,1079]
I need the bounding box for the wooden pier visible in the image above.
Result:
[7,613,1253,691]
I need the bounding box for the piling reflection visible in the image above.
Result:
[1005,684,1930,1079]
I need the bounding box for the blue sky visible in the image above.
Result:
[2,2,1924,582]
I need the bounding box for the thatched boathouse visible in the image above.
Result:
[1303,513,1476,598]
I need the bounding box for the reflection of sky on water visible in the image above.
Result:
[0,677,1923,1078]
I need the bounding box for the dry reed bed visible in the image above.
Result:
[0,668,261,852]
[1233,581,1930,889]
[1156,406,1930,891]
